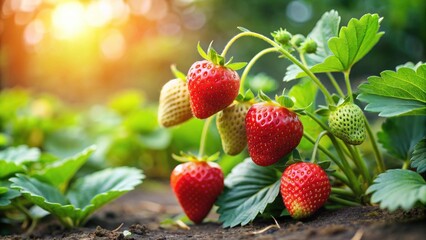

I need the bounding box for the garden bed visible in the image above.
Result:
[3,182,425,240]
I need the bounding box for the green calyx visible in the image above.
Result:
[170,64,186,82]
[235,89,255,103]
[197,42,247,70]
[172,151,220,163]
[271,28,292,46]
[256,90,305,115]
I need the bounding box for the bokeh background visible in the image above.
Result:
[0,0,425,178]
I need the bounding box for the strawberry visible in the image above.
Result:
[171,160,224,223]
[216,102,251,155]
[328,102,366,145]
[158,66,192,127]
[280,162,331,219]
[187,43,246,119]
[245,102,303,166]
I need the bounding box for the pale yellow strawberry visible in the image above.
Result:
[216,102,251,155]
[158,78,192,127]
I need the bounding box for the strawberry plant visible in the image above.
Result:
[0,145,144,231]
[160,9,426,227]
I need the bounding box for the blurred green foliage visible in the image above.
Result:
[0,89,245,178]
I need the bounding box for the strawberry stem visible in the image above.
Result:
[310,131,328,164]
[345,143,371,185]
[239,47,278,94]
[220,30,334,104]
[328,196,362,207]
[331,187,356,198]
[364,115,385,173]
[343,70,353,102]
[198,116,213,159]
[326,72,345,98]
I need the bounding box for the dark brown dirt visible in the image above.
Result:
[1,181,425,240]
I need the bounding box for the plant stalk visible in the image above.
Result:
[239,47,278,94]
[310,131,328,163]
[343,70,353,102]
[364,115,385,173]
[220,31,334,104]
[326,72,345,97]
[329,196,362,206]
[198,116,213,158]
[345,143,371,185]
[331,187,355,198]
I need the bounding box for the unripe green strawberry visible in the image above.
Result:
[280,162,331,219]
[328,103,366,145]
[216,102,251,156]
[158,78,192,127]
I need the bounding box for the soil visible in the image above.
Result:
[1,181,426,240]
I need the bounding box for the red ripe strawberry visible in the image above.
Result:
[280,162,331,219]
[187,60,240,119]
[245,103,303,166]
[171,161,224,223]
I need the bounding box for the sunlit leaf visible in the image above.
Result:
[0,161,26,179]
[0,145,40,164]
[33,146,96,189]
[377,116,426,160]
[310,13,383,72]
[216,158,281,227]
[411,138,426,173]
[66,167,144,225]
[367,169,426,211]
[11,167,144,227]
[357,64,426,117]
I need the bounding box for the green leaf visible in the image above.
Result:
[33,146,96,189]
[284,10,340,81]
[357,64,426,117]
[66,167,144,224]
[226,62,247,71]
[411,138,426,173]
[0,182,21,206]
[10,167,144,227]
[237,26,251,32]
[216,158,281,228]
[170,64,187,82]
[396,61,424,71]
[367,169,426,211]
[197,42,208,60]
[310,13,383,73]
[377,116,426,160]
[0,145,40,164]
[10,174,71,209]
[0,161,26,178]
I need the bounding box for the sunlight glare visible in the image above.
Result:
[52,1,86,39]
[101,30,126,60]
[86,1,113,27]
[24,19,45,45]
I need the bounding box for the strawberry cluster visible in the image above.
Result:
[158,43,330,224]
